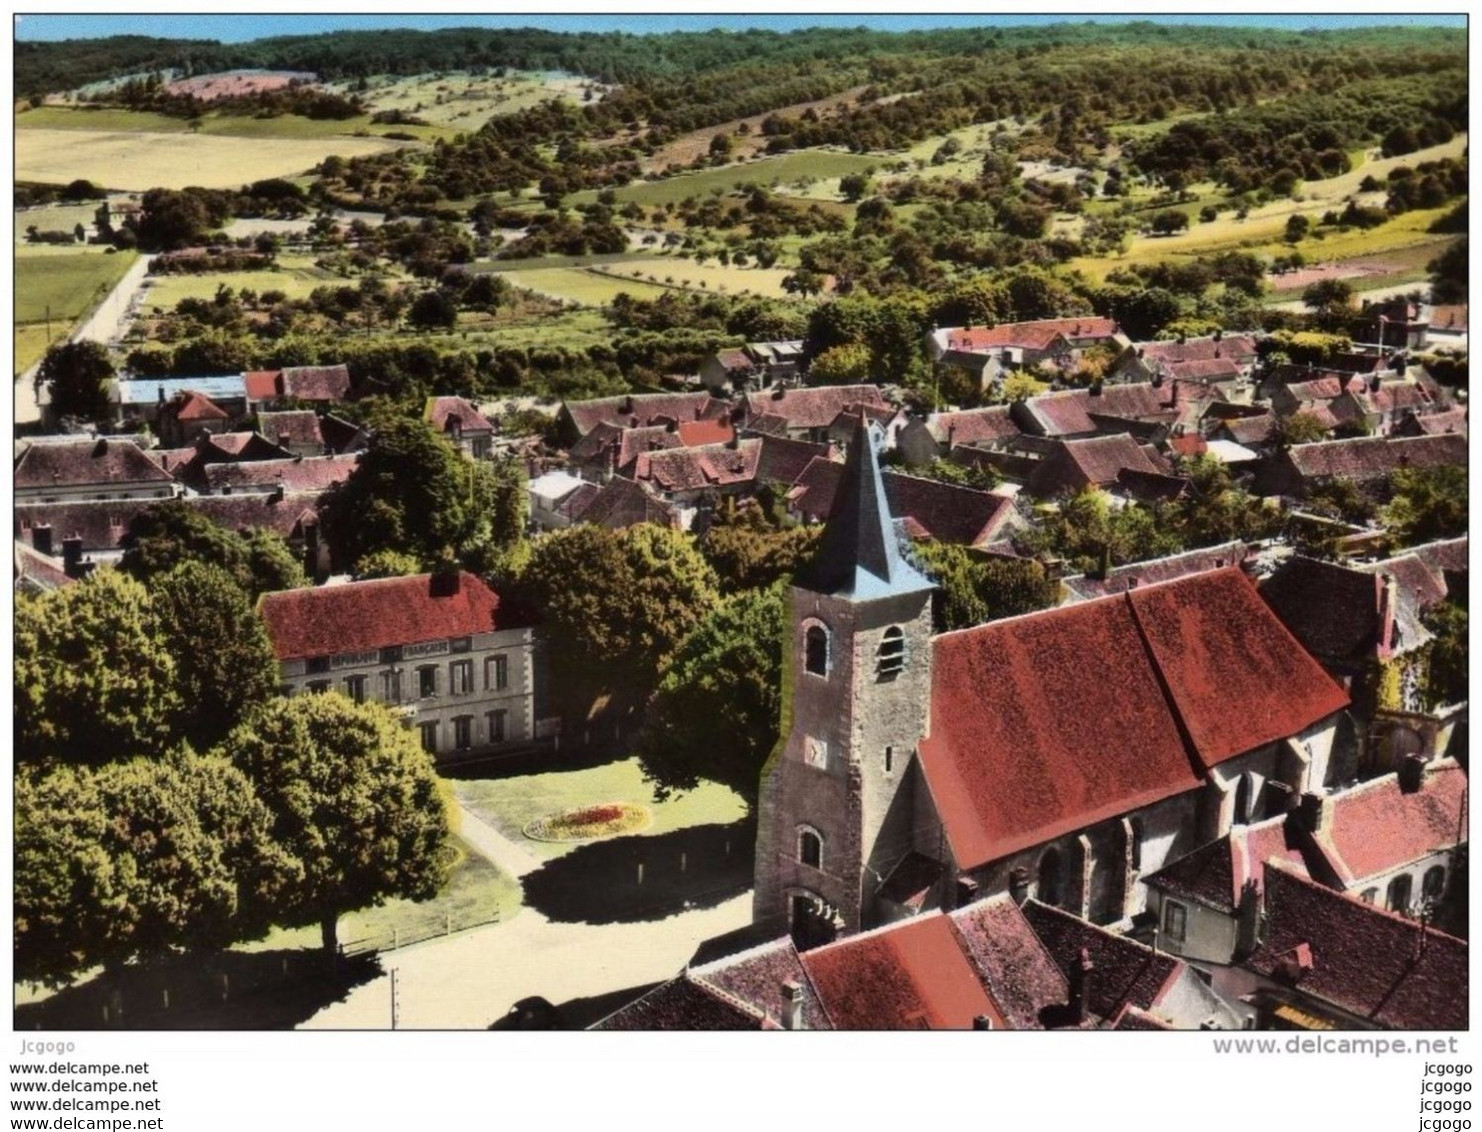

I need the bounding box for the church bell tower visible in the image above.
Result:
[753,421,936,945]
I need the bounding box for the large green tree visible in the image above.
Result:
[38,340,114,424]
[913,543,1059,632]
[151,562,280,752]
[322,416,523,569]
[637,583,785,806]
[15,571,181,768]
[15,751,287,987]
[1384,464,1468,548]
[120,500,307,599]
[699,501,820,593]
[218,695,455,957]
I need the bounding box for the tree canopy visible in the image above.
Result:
[120,500,307,599]
[38,340,114,424]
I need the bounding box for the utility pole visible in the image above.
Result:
[390,968,399,1030]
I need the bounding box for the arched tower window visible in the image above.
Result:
[798,827,823,869]
[1038,848,1063,907]
[877,626,906,679]
[804,623,830,677]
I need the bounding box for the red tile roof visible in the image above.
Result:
[1314,761,1467,886]
[168,389,230,422]
[676,418,735,448]
[932,406,1021,447]
[15,438,175,491]
[258,571,526,660]
[1247,863,1467,1030]
[689,939,827,1031]
[1146,816,1312,912]
[1259,556,1388,664]
[1024,434,1159,498]
[281,364,351,401]
[15,500,147,553]
[800,913,1006,1030]
[1399,406,1467,437]
[1136,335,1258,364]
[257,410,324,449]
[201,431,293,461]
[1017,391,1097,436]
[243,370,280,401]
[944,317,1121,354]
[753,434,833,486]
[425,395,493,436]
[14,541,74,592]
[743,384,885,431]
[204,454,359,494]
[630,440,760,493]
[573,476,680,530]
[1062,541,1248,602]
[1218,413,1278,445]
[1021,901,1182,1024]
[1285,434,1467,483]
[593,973,764,1030]
[950,896,1070,1030]
[920,569,1346,868]
[1430,303,1468,332]
[882,473,1018,547]
[563,392,729,437]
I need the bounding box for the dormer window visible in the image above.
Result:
[877,626,906,679]
[804,623,830,677]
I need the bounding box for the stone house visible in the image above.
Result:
[425,396,495,459]
[15,437,179,504]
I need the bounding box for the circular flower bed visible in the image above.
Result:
[523,802,651,843]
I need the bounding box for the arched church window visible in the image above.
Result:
[798,828,823,869]
[1423,866,1447,903]
[1387,873,1413,915]
[804,623,829,677]
[1038,848,1063,907]
[877,626,906,679]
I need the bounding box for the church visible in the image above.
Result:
[754,423,1351,947]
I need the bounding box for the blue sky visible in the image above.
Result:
[14,13,1467,43]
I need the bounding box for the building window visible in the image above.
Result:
[343,675,366,704]
[486,710,507,744]
[1234,774,1253,825]
[877,626,906,679]
[381,670,402,703]
[1387,874,1413,915]
[804,736,828,770]
[798,828,823,869]
[1359,888,1378,904]
[418,721,438,753]
[453,716,473,751]
[1423,866,1446,903]
[1163,900,1187,943]
[804,624,829,677]
[306,655,331,675]
[486,654,509,691]
[450,659,474,696]
[417,665,439,698]
[306,680,331,695]
[884,745,893,774]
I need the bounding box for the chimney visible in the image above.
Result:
[31,523,53,557]
[780,981,804,1031]
[1072,947,1095,1025]
[93,437,109,457]
[1376,573,1397,657]
[972,1015,994,1031]
[157,385,166,405]
[61,535,84,578]
[1398,753,1428,794]
[429,564,462,597]
[270,482,285,504]
[955,877,980,909]
[618,395,633,415]
[1298,791,1331,833]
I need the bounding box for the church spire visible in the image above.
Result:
[794,421,933,600]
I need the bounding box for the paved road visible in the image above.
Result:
[299,806,751,1030]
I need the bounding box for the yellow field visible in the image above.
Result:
[594,259,796,299]
[16,129,409,191]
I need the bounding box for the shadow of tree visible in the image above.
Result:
[520,819,755,925]
[14,949,380,1031]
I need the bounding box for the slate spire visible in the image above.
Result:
[794,421,933,600]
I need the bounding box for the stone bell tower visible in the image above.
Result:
[752,420,936,945]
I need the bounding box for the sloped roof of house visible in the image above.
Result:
[425,395,494,437]
[281,364,351,401]
[1246,863,1467,1030]
[881,473,1018,547]
[569,422,679,470]
[1115,467,1193,504]
[949,896,1070,1031]
[1399,406,1468,437]
[574,476,679,530]
[919,569,1348,868]
[1310,761,1467,887]
[688,938,827,1031]
[1218,412,1278,445]
[117,375,245,405]
[1145,815,1312,913]
[1259,556,1390,664]
[563,391,729,437]
[753,433,833,487]
[1411,535,1468,581]
[930,406,1022,447]
[203,453,359,494]
[257,410,324,450]
[592,972,765,1030]
[799,913,1006,1030]
[1284,434,1467,483]
[1429,303,1468,332]
[712,347,754,372]
[187,492,321,541]
[1016,390,1097,436]
[743,384,886,431]
[14,541,74,593]
[629,440,761,493]
[1135,335,1259,365]
[259,571,527,660]
[16,500,147,553]
[1343,380,1433,418]
[15,437,174,491]
[1021,901,1182,1024]
[1061,541,1248,603]
[1024,434,1160,498]
[677,418,735,448]
[166,389,230,422]
[199,431,294,461]
[942,317,1121,354]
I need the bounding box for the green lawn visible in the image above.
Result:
[573,149,881,208]
[15,247,137,372]
[455,307,612,350]
[16,103,440,143]
[236,834,522,955]
[144,254,353,311]
[16,202,102,243]
[450,756,748,862]
[496,266,674,306]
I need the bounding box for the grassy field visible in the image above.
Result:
[450,756,748,863]
[16,127,409,191]
[593,258,796,299]
[15,246,138,372]
[456,307,612,350]
[327,70,600,136]
[496,266,675,305]
[144,254,354,311]
[574,150,881,208]
[16,202,102,243]
[16,103,442,142]
[236,834,523,955]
